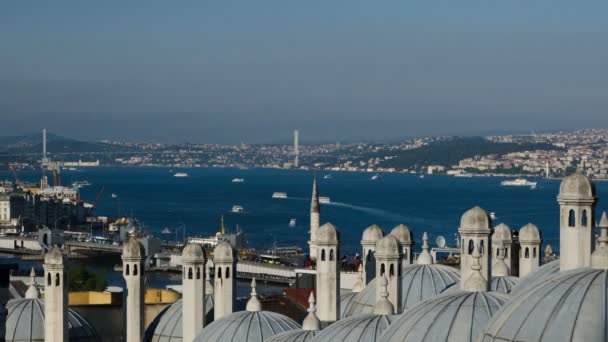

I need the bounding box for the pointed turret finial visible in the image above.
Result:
[463,243,488,292]
[373,275,394,315]
[545,244,553,257]
[302,291,321,331]
[591,212,608,269]
[246,278,262,312]
[29,267,36,285]
[352,263,365,293]
[416,232,433,265]
[220,215,225,235]
[492,240,509,277]
[25,267,40,299]
[311,173,320,213]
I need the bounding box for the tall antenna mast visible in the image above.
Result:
[294,129,299,168]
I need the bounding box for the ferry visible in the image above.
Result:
[323,174,333,179]
[231,205,244,213]
[272,192,288,199]
[490,212,497,220]
[501,178,537,187]
[232,178,245,183]
[371,173,381,181]
[289,218,297,227]
[319,197,331,204]
[72,181,91,187]
[173,172,189,177]
[111,193,118,198]
[161,227,172,234]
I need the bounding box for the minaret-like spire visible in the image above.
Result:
[352,264,365,293]
[25,267,40,299]
[220,215,225,235]
[246,278,262,312]
[545,244,553,257]
[373,275,394,315]
[311,172,320,214]
[492,240,509,277]
[591,212,608,269]
[463,244,488,292]
[302,292,321,331]
[416,232,433,265]
[309,173,321,260]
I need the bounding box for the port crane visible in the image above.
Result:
[90,186,105,214]
[8,164,23,187]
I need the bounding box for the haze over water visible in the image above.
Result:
[6,167,608,255]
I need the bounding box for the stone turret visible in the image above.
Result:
[352,264,365,293]
[463,243,489,292]
[122,238,145,342]
[492,241,509,277]
[519,223,541,277]
[310,174,320,260]
[558,172,597,270]
[44,247,67,342]
[375,235,403,313]
[182,242,206,341]
[459,206,492,290]
[361,224,383,284]
[591,212,608,269]
[315,223,340,323]
[302,292,321,331]
[373,275,394,315]
[390,224,413,265]
[491,223,513,276]
[246,278,262,312]
[214,241,236,320]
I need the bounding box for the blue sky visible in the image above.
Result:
[1,1,607,143]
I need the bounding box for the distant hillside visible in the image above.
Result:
[0,132,136,157]
[378,137,559,169]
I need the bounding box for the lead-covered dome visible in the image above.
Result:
[5,298,100,341]
[390,224,412,246]
[509,259,560,297]
[312,314,396,342]
[342,264,460,318]
[460,206,491,232]
[144,295,214,342]
[558,171,596,200]
[445,276,519,295]
[193,310,300,342]
[379,291,508,342]
[266,330,318,342]
[480,268,608,342]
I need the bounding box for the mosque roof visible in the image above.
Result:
[312,314,396,342]
[509,259,560,297]
[144,295,214,342]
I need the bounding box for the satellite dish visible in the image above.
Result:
[436,236,446,248]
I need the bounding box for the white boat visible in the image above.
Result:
[173,172,189,177]
[454,173,473,178]
[161,227,172,234]
[490,212,497,220]
[72,181,91,187]
[501,178,537,187]
[323,174,333,179]
[232,178,245,183]
[111,193,118,198]
[272,192,288,199]
[289,219,297,227]
[419,175,425,179]
[319,197,331,204]
[231,205,244,213]
[371,173,381,180]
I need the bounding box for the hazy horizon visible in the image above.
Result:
[1,1,607,144]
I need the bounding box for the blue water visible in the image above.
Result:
[5,167,608,255]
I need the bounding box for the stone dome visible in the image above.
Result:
[44,247,64,265]
[558,171,596,200]
[390,224,412,245]
[480,268,608,342]
[182,242,205,263]
[339,292,358,316]
[312,314,396,342]
[509,259,559,297]
[492,224,512,242]
[5,298,100,341]
[519,223,541,243]
[460,206,491,232]
[144,295,214,342]
[342,264,460,318]
[122,238,145,258]
[317,223,339,243]
[266,330,318,342]
[213,241,234,261]
[375,235,401,257]
[445,276,519,295]
[379,291,508,342]
[193,310,300,342]
[362,225,384,243]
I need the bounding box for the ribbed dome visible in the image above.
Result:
[460,206,491,232]
[312,314,396,342]
[362,225,384,243]
[5,298,99,341]
[213,241,234,261]
[480,268,608,342]
[342,264,460,318]
[122,238,145,258]
[509,259,559,297]
[193,310,300,342]
[390,224,412,245]
[558,171,596,200]
[379,291,508,342]
[445,276,520,295]
[375,235,401,257]
[266,330,318,342]
[317,223,339,243]
[519,223,541,243]
[44,247,64,265]
[492,224,512,242]
[339,292,358,318]
[144,295,214,342]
